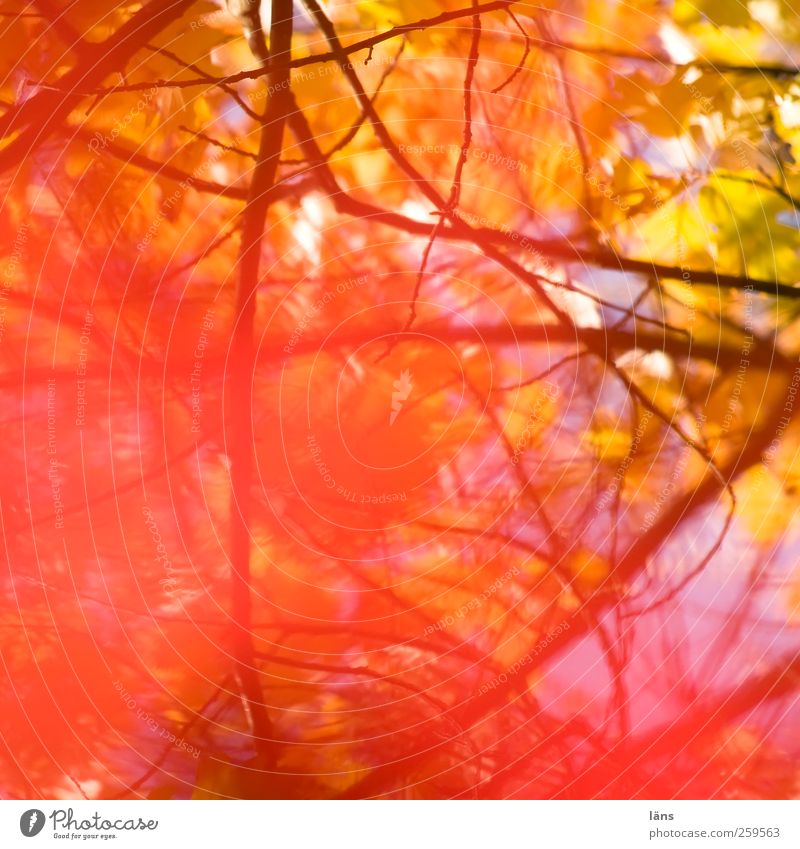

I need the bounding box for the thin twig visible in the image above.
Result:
[491,8,530,94]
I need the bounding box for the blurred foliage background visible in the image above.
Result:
[1,0,800,799]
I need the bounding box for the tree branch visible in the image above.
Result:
[227,0,294,771]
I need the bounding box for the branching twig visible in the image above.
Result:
[402,0,482,332]
[491,8,530,94]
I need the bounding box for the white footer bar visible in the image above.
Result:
[2,800,798,848]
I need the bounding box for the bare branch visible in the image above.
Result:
[227,0,295,770]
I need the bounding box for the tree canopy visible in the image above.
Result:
[1,0,800,799]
